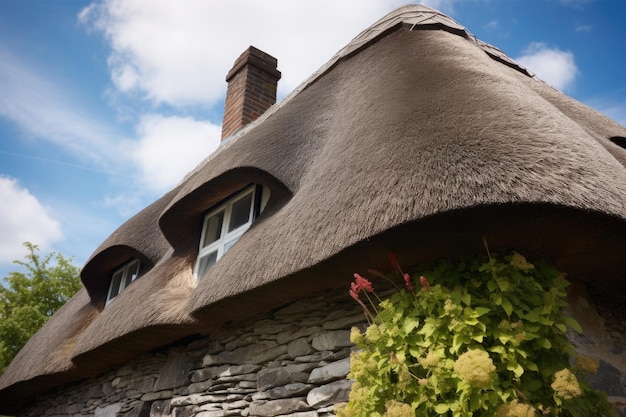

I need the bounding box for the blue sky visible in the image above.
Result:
[1,0,624,277]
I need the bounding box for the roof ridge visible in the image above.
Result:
[180,4,535,184]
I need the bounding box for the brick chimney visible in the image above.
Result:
[221,46,281,140]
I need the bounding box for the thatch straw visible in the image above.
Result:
[2,5,626,413]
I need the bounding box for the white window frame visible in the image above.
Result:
[194,184,269,280]
[106,259,142,305]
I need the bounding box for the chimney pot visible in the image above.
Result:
[221,46,281,140]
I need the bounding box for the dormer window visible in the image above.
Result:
[195,184,269,279]
[106,259,143,305]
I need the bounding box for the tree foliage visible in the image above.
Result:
[0,242,81,374]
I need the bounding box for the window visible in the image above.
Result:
[106,259,143,305]
[609,136,626,150]
[195,184,269,279]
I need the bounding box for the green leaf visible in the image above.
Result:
[501,299,513,316]
[488,345,506,354]
[474,306,491,317]
[472,334,484,343]
[507,362,524,377]
[419,323,436,337]
[525,361,539,372]
[496,277,510,292]
[470,392,481,411]
[403,317,420,334]
[564,316,583,334]
[461,293,471,306]
[433,403,449,414]
[523,309,540,323]
[536,338,552,349]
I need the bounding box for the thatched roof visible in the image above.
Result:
[2,5,625,413]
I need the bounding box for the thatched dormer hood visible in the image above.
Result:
[1,5,625,413]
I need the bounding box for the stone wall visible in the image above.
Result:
[19,290,366,417]
[17,283,626,417]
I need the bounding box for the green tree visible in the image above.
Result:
[0,242,81,374]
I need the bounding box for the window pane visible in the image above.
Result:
[197,251,218,278]
[109,270,124,299]
[202,210,224,247]
[229,193,253,232]
[124,261,141,288]
[223,236,241,254]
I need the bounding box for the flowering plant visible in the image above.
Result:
[338,251,613,417]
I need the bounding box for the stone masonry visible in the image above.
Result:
[18,290,366,417]
[16,282,626,417]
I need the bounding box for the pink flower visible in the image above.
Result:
[350,273,374,300]
[420,275,430,290]
[354,273,374,292]
[388,251,404,276]
[404,273,414,291]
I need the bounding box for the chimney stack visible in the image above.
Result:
[221,46,281,140]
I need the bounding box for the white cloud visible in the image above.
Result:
[0,47,125,168]
[0,177,63,264]
[483,20,499,31]
[576,25,592,32]
[78,0,413,108]
[131,114,221,193]
[0,46,220,208]
[515,42,579,92]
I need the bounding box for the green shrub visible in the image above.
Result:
[339,251,613,417]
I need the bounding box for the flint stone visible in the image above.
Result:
[267,383,314,400]
[312,331,351,352]
[322,314,365,330]
[94,403,122,417]
[248,398,310,417]
[196,410,240,417]
[173,406,197,417]
[307,380,353,407]
[254,321,298,335]
[204,342,287,366]
[288,338,314,358]
[188,380,214,394]
[308,358,351,384]
[239,380,257,389]
[282,412,319,417]
[141,390,173,401]
[170,393,227,406]
[223,400,250,410]
[330,347,353,361]
[221,373,257,383]
[150,401,171,417]
[294,351,335,363]
[126,389,142,399]
[257,363,312,391]
[277,327,322,345]
[122,402,152,417]
[102,381,114,396]
[193,364,261,383]
[224,335,257,351]
[198,403,222,411]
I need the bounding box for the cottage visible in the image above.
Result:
[1,5,625,416]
